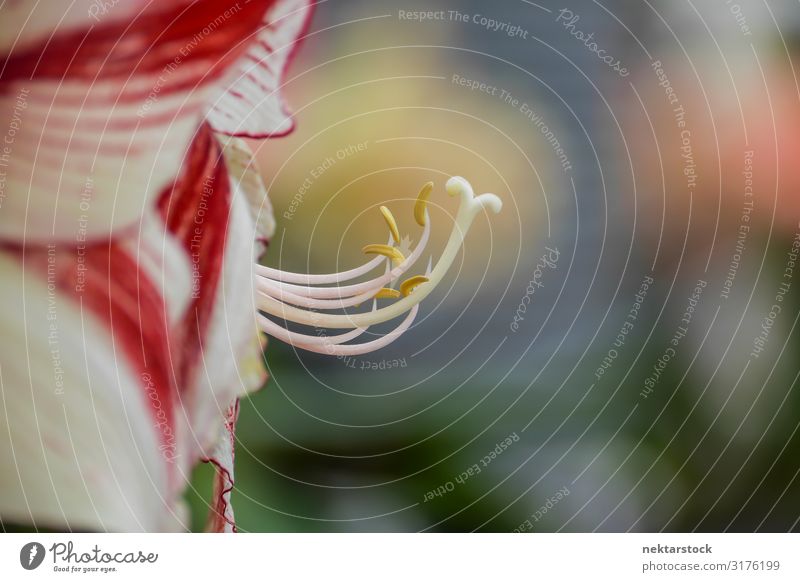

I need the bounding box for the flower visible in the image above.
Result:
[0,0,500,532]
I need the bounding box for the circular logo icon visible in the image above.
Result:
[20,542,46,570]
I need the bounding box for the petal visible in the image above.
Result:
[0,78,202,243]
[0,1,152,55]
[186,177,266,450]
[218,135,276,250]
[157,124,265,468]
[0,0,276,243]
[0,0,294,531]
[158,128,268,533]
[0,246,183,531]
[120,210,193,328]
[193,140,280,531]
[206,0,313,138]
[0,124,267,531]
[203,401,240,533]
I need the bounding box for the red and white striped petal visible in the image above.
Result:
[0,0,155,55]
[184,156,267,458]
[0,79,207,243]
[0,0,276,243]
[0,244,184,531]
[207,0,313,138]
[119,210,193,329]
[0,0,311,532]
[154,126,268,530]
[204,401,240,533]
[192,136,278,533]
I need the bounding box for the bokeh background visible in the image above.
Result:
[188,0,800,531]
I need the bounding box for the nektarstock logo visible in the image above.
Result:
[20,542,46,570]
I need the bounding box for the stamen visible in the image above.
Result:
[256,314,368,348]
[374,288,401,300]
[255,176,501,354]
[288,306,419,356]
[400,276,429,296]
[258,219,429,299]
[380,206,401,244]
[362,243,405,266]
[255,254,384,285]
[414,181,434,226]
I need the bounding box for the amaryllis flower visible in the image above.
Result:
[0,0,500,532]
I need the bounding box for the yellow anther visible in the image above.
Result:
[374,288,401,300]
[400,275,429,297]
[380,206,401,244]
[362,243,405,266]
[414,181,434,226]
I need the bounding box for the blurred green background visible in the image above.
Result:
[187,0,800,531]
